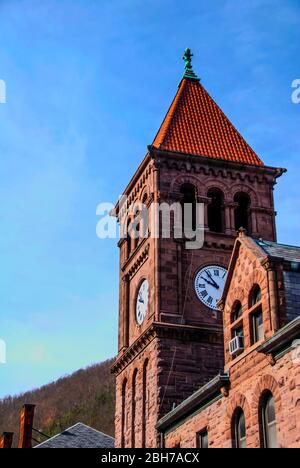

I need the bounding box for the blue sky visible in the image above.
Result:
[0,0,299,398]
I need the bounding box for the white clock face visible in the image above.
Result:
[195,266,227,311]
[136,280,149,326]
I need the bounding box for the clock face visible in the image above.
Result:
[136,279,149,326]
[195,266,228,311]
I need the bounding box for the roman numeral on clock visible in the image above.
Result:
[195,266,228,311]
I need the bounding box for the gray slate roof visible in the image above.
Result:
[283,271,300,322]
[255,239,300,323]
[255,239,300,264]
[35,422,115,449]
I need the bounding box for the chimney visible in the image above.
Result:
[0,432,14,449]
[18,404,35,448]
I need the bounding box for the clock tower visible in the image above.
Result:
[112,49,281,448]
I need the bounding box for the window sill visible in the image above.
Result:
[226,339,266,369]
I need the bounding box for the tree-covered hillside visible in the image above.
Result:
[0,359,115,447]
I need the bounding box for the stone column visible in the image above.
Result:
[123,274,130,349]
[224,202,238,235]
[151,159,161,322]
[250,208,259,237]
[198,196,211,232]
[262,260,280,332]
[268,268,280,332]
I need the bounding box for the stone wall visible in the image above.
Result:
[164,348,300,448]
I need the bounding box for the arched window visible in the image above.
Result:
[231,301,243,323]
[180,184,197,233]
[234,193,251,233]
[251,307,264,344]
[131,370,138,448]
[142,193,148,205]
[121,378,128,448]
[142,359,149,448]
[126,219,133,259]
[135,225,140,250]
[233,409,247,448]
[141,194,149,239]
[133,211,140,251]
[207,189,224,233]
[249,284,262,308]
[261,393,278,448]
[249,285,263,343]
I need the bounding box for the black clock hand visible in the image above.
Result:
[205,269,216,282]
[200,276,220,290]
[205,270,219,289]
[138,292,144,303]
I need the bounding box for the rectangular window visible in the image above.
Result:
[233,326,244,339]
[251,309,264,344]
[197,430,208,449]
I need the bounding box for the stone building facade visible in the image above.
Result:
[112,50,299,448]
[157,234,300,448]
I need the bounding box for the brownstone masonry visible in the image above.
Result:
[157,232,300,448]
[112,50,291,448]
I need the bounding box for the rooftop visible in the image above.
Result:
[255,239,300,265]
[152,49,264,167]
[35,423,115,449]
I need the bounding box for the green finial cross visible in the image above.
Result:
[182,48,200,82]
[183,48,193,70]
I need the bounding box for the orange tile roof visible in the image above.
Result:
[152,78,264,166]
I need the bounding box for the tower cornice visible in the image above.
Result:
[111,322,223,376]
[148,146,286,179]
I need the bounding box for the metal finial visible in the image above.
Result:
[183,48,193,70]
[182,48,200,82]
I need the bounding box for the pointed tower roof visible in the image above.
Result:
[152,49,264,166]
